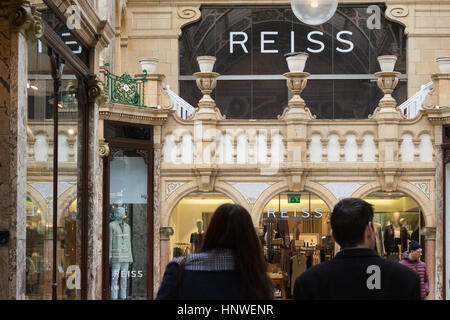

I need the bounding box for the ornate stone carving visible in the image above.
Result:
[387,5,409,18]
[160,227,174,241]
[177,6,201,32]
[279,72,315,121]
[178,7,197,19]
[370,71,404,119]
[410,181,431,198]
[0,1,44,38]
[319,182,367,200]
[99,141,110,158]
[192,72,225,120]
[228,182,275,207]
[88,76,107,106]
[165,182,185,199]
[377,168,402,192]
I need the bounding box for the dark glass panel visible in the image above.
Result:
[105,122,151,141]
[215,81,252,119]
[252,80,288,119]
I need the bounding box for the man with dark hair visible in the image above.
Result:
[294,198,421,300]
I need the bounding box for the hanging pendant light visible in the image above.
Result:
[291,0,338,25]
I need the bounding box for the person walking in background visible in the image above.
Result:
[294,198,421,300]
[400,241,430,300]
[156,204,273,300]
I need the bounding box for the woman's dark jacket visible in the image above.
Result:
[156,249,273,300]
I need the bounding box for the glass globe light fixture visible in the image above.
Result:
[291,0,338,25]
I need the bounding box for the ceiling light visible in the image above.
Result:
[68,129,75,135]
[291,0,338,25]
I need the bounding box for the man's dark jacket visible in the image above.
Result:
[294,248,421,300]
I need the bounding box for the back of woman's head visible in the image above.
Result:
[202,204,269,299]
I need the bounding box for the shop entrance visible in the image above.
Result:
[102,121,154,300]
[260,191,333,299]
[363,191,424,263]
[168,192,234,260]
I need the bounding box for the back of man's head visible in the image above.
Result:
[331,198,374,249]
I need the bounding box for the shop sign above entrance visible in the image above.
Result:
[266,208,323,219]
[288,195,301,203]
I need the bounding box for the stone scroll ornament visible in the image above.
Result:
[410,181,431,199]
[385,5,409,33]
[0,0,44,39]
[177,6,201,36]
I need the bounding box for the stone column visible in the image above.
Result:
[0,0,43,300]
[423,226,437,300]
[87,77,108,300]
[159,227,174,279]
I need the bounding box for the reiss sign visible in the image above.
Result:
[230,30,354,54]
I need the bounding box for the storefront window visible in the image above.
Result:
[260,191,333,299]
[364,191,423,263]
[26,2,89,300]
[169,192,234,260]
[180,6,407,119]
[26,38,54,300]
[109,150,149,300]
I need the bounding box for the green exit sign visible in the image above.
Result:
[288,195,301,203]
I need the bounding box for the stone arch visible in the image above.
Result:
[57,185,77,225]
[250,181,338,226]
[351,181,434,227]
[26,184,50,225]
[161,180,247,227]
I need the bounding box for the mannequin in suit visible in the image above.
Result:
[190,219,204,253]
[110,207,133,300]
[384,212,408,259]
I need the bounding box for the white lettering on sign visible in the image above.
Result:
[230,31,355,54]
[261,31,279,53]
[230,32,249,54]
[267,208,323,219]
[307,31,325,53]
[336,31,354,53]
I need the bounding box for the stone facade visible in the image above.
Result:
[106,0,450,300]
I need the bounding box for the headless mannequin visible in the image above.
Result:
[384,212,408,260]
[190,220,204,253]
[110,207,133,300]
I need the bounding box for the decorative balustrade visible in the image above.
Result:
[164,84,196,120]
[159,53,443,169]
[105,64,147,107]
[399,81,433,119]
[162,127,435,165]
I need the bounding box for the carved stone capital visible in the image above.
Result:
[88,76,108,106]
[160,227,174,241]
[99,141,110,158]
[0,1,44,38]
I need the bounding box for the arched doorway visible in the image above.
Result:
[168,191,234,260]
[363,191,424,263]
[260,191,333,299]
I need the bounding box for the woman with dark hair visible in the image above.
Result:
[156,204,273,300]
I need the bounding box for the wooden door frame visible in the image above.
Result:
[101,121,154,300]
